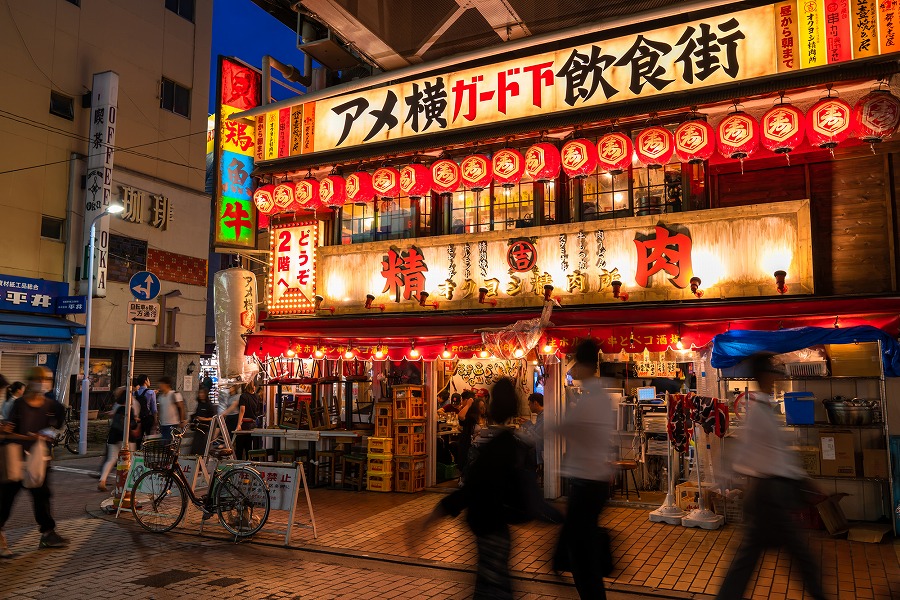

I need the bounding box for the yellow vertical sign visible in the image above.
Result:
[301,102,316,154]
[289,105,304,156]
[879,0,900,54]
[852,0,879,57]
[775,1,800,71]
[265,110,278,160]
[799,0,827,68]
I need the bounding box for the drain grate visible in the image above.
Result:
[205,577,245,588]
[130,569,200,588]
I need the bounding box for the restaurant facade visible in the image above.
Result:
[220,0,900,529]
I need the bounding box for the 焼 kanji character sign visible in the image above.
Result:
[633,226,693,289]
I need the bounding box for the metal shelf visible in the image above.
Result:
[720,376,882,381]
[783,423,884,429]
[811,474,887,483]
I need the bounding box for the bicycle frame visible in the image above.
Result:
[153,443,258,513]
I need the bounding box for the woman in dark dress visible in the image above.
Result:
[189,387,217,456]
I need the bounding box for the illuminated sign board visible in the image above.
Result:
[268,221,318,314]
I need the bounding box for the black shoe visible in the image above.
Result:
[39,531,68,549]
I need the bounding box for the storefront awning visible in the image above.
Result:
[0,313,86,344]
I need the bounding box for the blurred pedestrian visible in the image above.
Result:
[189,386,216,456]
[517,392,545,474]
[0,367,67,556]
[553,338,615,599]
[425,377,543,600]
[133,374,157,449]
[455,390,478,482]
[156,376,186,444]
[223,380,262,460]
[715,353,825,600]
[1,381,23,420]
[98,386,128,492]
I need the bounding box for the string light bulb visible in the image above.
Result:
[478,346,490,359]
[374,345,386,359]
[441,343,452,359]
[409,342,420,359]
[514,348,525,358]
[313,346,325,359]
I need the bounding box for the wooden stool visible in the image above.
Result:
[277,450,295,464]
[248,448,270,462]
[613,460,641,500]
[341,455,366,491]
[315,450,343,487]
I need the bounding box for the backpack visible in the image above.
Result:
[136,388,152,421]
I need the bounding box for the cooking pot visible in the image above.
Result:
[823,398,875,426]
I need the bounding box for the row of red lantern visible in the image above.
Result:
[253,90,900,214]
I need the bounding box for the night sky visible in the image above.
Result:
[209,0,304,114]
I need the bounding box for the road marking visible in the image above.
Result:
[51,466,98,476]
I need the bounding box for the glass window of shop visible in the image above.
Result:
[341,203,375,244]
[340,195,434,244]
[450,180,538,233]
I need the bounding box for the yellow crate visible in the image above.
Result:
[367,473,392,492]
[367,453,393,475]
[395,455,426,493]
[366,437,393,454]
[375,414,392,438]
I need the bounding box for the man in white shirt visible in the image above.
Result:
[552,338,615,599]
[156,376,186,444]
[716,353,825,600]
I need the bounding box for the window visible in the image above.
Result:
[450,183,537,233]
[341,203,375,245]
[160,78,191,118]
[40,216,64,241]
[165,0,194,22]
[376,198,415,241]
[541,181,558,225]
[451,189,491,233]
[108,234,148,283]
[580,171,631,220]
[49,91,74,121]
[633,162,683,216]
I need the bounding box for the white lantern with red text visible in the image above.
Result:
[524,142,561,182]
[492,148,525,187]
[431,159,461,194]
[460,154,492,191]
[561,138,599,178]
[272,183,295,213]
[346,171,375,204]
[761,103,806,159]
[674,119,716,163]
[596,132,633,174]
[372,167,401,197]
[717,112,760,160]
[853,89,900,144]
[293,177,321,211]
[806,96,852,151]
[319,175,346,208]
[400,164,433,198]
[635,126,675,168]
[253,184,277,215]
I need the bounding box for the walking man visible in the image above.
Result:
[156,376,186,443]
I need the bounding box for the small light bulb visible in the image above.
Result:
[410,348,420,358]
[542,344,553,354]
[514,348,524,358]
[374,349,385,359]
[676,339,684,350]
[314,349,324,359]
[344,350,354,359]
[479,349,489,358]
[442,349,452,358]
[285,348,295,357]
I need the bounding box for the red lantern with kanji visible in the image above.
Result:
[761,103,805,156]
[853,89,900,144]
[634,126,675,168]
[524,142,561,182]
[674,119,716,163]
[806,96,852,149]
[460,154,492,191]
[253,184,276,215]
[596,132,633,174]
[346,171,375,204]
[399,164,432,198]
[431,159,461,194]
[319,175,346,208]
[561,138,599,178]
[717,112,760,159]
[372,166,401,197]
[272,183,295,213]
[492,148,525,187]
[293,177,321,211]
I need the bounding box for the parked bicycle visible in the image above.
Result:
[130,426,270,538]
[52,406,79,455]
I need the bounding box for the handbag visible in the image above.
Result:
[23,440,49,488]
[1,443,23,483]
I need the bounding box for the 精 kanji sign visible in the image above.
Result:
[269,221,318,314]
[381,246,428,302]
[252,2,900,158]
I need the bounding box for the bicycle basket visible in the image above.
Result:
[142,440,179,469]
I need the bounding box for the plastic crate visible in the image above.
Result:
[367,453,393,475]
[375,402,393,418]
[366,437,393,454]
[393,387,426,420]
[784,392,816,425]
[436,462,457,480]
[395,455,427,493]
[367,473,392,492]
[395,421,427,455]
[375,406,393,437]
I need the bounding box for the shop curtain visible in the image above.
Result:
[710,326,900,377]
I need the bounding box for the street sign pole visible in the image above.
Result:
[122,324,137,449]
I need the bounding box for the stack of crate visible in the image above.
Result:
[366,436,393,492]
[393,385,427,493]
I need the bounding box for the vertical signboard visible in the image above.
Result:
[214,57,261,249]
[776,1,801,71]
[82,71,119,297]
[852,0,879,57]
[268,221,318,314]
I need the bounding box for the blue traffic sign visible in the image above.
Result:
[129,271,161,301]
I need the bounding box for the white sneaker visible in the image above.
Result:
[0,532,12,558]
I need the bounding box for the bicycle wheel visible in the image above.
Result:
[215,467,270,538]
[64,426,79,454]
[131,469,187,533]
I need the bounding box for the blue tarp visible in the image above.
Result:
[0,313,85,344]
[710,325,900,377]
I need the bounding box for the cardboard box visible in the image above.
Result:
[675,482,717,512]
[825,342,881,377]
[819,431,856,477]
[863,448,889,479]
[815,493,849,535]
[793,445,820,477]
[847,524,892,543]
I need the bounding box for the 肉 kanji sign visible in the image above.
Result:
[269,222,318,314]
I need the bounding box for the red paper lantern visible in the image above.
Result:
[717,112,760,159]
[272,183,295,213]
[399,164,433,198]
[346,171,375,204]
[492,148,525,187]
[293,177,321,211]
[634,126,675,168]
[806,96,852,149]
[460,154,492,191]
[761,103,806,155]
[561,138,599,178]
[319,175,346,208]
[853,89,900,144]
[431,159,461,194]
[596,133,633,174]
[253,184,276,215]
[674,119,716,163]
[524,142,561,182]
[372,166,401,197]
